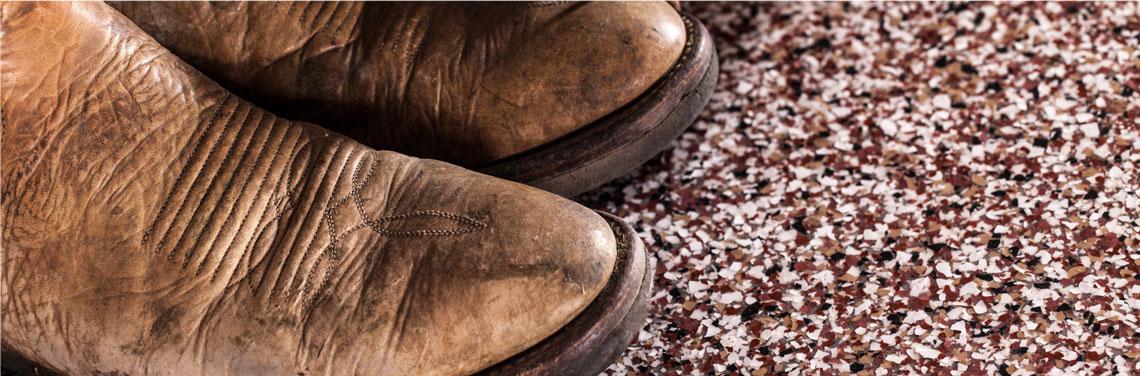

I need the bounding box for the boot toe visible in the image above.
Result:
[345,155,618,375]
[474,1,687,161]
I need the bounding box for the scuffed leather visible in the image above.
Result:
[108,1,687,165]
[1,2,615,375]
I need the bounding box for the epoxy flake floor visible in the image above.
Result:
[582,2,1140,375]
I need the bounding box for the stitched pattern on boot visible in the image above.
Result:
[297,154,487,309]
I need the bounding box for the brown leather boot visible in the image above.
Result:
[108,1,718,196]
[0,2,649,375]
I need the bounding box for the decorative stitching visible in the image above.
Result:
[362,210,487,237]
[522,1,574,9]
[274,142,353,300]
[198,110,275,281]
[159,98,240,261]
[313,1,338,34]
[155,129,489,305]
[299,2,321,28]
[184,105,264,274]
[324,2,360,44]
[326,155,488,241]
[143,94,229,246]
[177,102,258,269]
[250,138,315,298]
[229,121,299,280]
[296,155,487,309]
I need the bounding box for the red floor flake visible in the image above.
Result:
[581,2,1140,375]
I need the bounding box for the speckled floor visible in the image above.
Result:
[582,2,1140,375]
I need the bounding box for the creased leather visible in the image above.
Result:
[1,2,615,375]
[108,1,687,165]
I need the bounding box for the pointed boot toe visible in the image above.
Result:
[325,156,626,374]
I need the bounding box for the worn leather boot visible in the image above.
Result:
[1,2,650,375]
[108,1,718,196]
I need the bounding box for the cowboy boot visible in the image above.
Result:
[108,1,718,196]
[1,2,649,375]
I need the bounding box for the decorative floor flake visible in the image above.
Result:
[584,2,1140,375]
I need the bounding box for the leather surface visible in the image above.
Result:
[0,2,615,375]
[108,1,687,165]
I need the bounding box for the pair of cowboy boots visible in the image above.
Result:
[1,2,715,375]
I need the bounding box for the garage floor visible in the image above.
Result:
[582,2,1140,374]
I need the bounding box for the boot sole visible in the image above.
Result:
[476,12,719,197]
[476,211,652,376]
